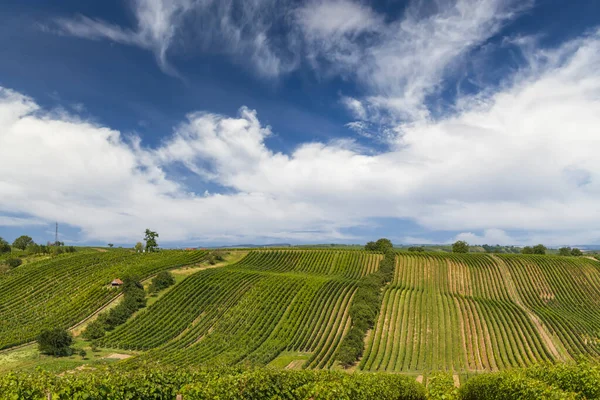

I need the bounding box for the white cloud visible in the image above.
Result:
[296,0,533,123]
[0,216,48,227]
[3,29,600,245]
[453,229,516,246]
[54,0,297,78]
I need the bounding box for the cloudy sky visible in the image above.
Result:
[1,0,599,247]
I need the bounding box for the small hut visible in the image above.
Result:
[111,278,123,287]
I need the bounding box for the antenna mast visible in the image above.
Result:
[55,222,58,245]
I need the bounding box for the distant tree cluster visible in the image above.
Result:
[408,246,425,252]
[558,247,583,257]
[522,244,547,255]
[481,244,521,254]
[365,238,394,252]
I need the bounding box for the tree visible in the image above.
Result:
[144,229,159,252]
[0,237,10,254]
[558,247,571,256]
[79,349,87,359]
[12,235,34,250]
[108,243,114,248]
[6,258,22,268]
[37,327,73,356]
[365,238,393,252]
[533,244,547,255]
[522,246,534,254]
[571,248,583,256]
[149,271,175,294]
[452,241,469,253]
[134,242,144,253]
[364,241,377,251]
[82,320,106,340]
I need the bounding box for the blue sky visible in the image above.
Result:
[0,0,599,247]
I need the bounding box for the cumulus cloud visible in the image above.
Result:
[3,27,600,245]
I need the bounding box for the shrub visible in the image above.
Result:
[82,320,106,340]
[570,248,582,256]
[37,327,73,357]
[427,372,458,400]
[6,258,22,268]
[522,246,534,254]
[149,271,175,294]
[408,246,425,252]
[533,244,547,255]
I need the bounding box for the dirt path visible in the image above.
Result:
[453,374,460,387]
[491,255,566,361]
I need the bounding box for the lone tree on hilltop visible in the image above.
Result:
[365,238,393,252]
[12,235,34,250]
[37,327,73,357]
[533,244,547,255]
[144,229,159,252]
[452,240,469,253]
[571,248,583,256]
[108,243,114,248]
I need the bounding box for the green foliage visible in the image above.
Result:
[6,257,22,268]
[79,349,87,359]
[149,271,176,293]
[12,235,34,250]
[0,237,10,254]
[427,372,458,400]
[457,363,600,400]
[533,244,547,254]
[83,277,147,338]
[522,246,534,254]
[408,246,425,252]
[558,247,571,256]
[0,249,209,350]
[207,250,227,265]
[365,238,394,252]
[108,243,114,248]
[452,241,469,253]
[135,241,144,253]
[570,248,582,256]
[0,366,426,400]
[337,250,395,367]
[37,327,73,357]
[144,229,159,252]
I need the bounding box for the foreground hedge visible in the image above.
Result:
[459,362,600,400]
[0,366,426,400]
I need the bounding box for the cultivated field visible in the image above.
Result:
[362,252,600,372]
[0,250,208,350]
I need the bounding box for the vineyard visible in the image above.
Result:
[0,249,208,350]
[100,250,381,368]
[362,252,600,372]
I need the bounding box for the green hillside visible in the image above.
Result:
[101,250,381,368]
[2,248,600,376]
[0,249,208,350]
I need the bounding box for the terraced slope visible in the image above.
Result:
[101,250,381,368]
[362,253,600,372]
[0,249,208,350]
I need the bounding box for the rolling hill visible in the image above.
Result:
[2,248,600,374]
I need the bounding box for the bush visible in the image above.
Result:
[6,258,22,268]
[37,327,73,357]
[533,244,547,255]
[0,237,10,254]
[427,372,457,400]
[82,320,106,340]
[365,238,394,252]
[149,271,175,294]
[558,247,571,256]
